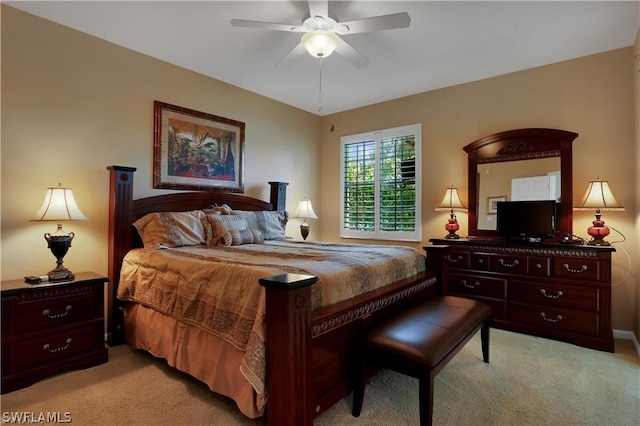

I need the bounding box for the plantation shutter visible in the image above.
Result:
[340,124,421,241]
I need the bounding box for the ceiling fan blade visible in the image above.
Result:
[276,42,308,67]
[308,0,328,19]
[230,19,304,32]
[333,38,370,69]
[334,12,411,35]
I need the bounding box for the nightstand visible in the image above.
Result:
[1,272,109,393]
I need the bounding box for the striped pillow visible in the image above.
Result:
[218,228,264,246]
[203,214,248,246]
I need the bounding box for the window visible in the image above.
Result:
[340,124,421,241]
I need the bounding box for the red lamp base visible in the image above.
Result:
[444,213,461,239]
[586,214,611,246]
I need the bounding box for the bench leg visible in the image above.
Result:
[352,362,366,417]
[418,371,435,426]
[481,322,490,363]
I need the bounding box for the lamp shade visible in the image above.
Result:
[574,179,624,211]
[435,187,467,211]
[294,199,319,219]
[302,29,339,58]
[31,184,88,222]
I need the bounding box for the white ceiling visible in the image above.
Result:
[7,1,639,116]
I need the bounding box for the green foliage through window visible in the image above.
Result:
[341,124,421,241]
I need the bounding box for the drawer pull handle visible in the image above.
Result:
[540,289,564,299]
[447,255,463,263]
[540,312,563,323]
[462,280,480,289]
[499,259,519,268]
[43,305,73,319]
[477,259,484,264]
[43,338,73,353]
[563,264,587,274]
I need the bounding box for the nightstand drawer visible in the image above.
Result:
[510,280,599,311]
[509,303,599,336]
[1,272,108,393]
[14,293,98,334]
[13,323,102,372]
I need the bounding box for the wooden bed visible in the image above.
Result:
[107,165,445,425]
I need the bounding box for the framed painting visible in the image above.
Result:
[153,101,245,192]
[487,195,507,214]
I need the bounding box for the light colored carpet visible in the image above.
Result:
[1,329,638,425]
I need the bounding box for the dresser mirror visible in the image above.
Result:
[463,128,577,240]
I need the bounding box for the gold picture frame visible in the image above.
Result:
[153,101,245,192]
[487,196,507,214]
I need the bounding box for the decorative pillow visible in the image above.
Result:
[218,228,264,246]
[231,210,289,240]
[203,214,248,246]
[206,203,232,215]
[133,210,205,249]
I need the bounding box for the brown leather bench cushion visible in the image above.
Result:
[364,296,492,368]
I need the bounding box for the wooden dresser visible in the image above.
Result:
[429,239,615,352]
[1,272,109,393]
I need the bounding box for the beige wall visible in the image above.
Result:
[634,28,640,338]
[319,48,638,334]
[2,6,638,337]
[1,6,320,280]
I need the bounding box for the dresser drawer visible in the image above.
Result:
[487,254,527,275]
[509,280,600,312]
[445,251,470,269]
[510,280,599,311]
[13,292,98,335]
[509,303,599,336]
[13,324,102,372]
[449,273,507,299]
[553,258,600,282]
[470,253,489,271]
[527,256,551,277]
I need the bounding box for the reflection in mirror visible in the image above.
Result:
[477,158,561,230]
[464,128,577,240]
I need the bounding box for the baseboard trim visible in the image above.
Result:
[613,329,640,357]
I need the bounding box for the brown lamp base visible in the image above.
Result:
[300,223,310,240]
[45,231,75,281]
[48,268,75,281]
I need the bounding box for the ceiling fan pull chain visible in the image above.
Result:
[317,58,324,112]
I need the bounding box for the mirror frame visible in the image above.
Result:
[463,128,578,241]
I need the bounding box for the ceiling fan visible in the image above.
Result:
[230,0,410,68]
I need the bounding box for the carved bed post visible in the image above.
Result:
[106,165,136,345]
[259,273,318,426]
[268,181,288,211]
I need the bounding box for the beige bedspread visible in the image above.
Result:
[117,240,425,411]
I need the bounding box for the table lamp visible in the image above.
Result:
[573,178,624,246]
[31,184,88,280]
[294,199,318,240]
[435,186,467,239]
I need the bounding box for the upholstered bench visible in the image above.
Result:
[352,296,491,426]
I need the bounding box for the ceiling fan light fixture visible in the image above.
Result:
[302,29,339,58]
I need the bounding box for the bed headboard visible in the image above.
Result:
[106,165,288,343]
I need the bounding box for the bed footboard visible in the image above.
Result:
[259,273,318,426]
[258,246,448,426]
